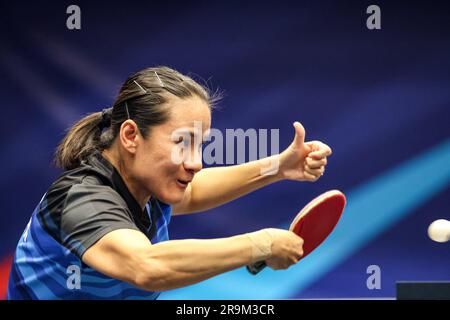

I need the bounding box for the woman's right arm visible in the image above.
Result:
[82,228,303,292]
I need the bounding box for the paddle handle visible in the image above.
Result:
[246,260,267,275]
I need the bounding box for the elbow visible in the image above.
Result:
[132,258,174,292]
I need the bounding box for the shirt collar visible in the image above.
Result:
[86,150,149,220]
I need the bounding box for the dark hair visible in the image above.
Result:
[54,66,221,170]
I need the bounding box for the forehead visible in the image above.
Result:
[164,95,211,133]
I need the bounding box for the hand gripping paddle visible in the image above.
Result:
[247,190,346,275]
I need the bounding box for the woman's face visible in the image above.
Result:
[132,95,211,204]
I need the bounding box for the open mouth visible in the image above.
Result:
[176,179,190,188]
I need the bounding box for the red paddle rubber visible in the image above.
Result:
[247,190,346,275]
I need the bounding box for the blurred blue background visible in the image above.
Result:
[0,0,449,299]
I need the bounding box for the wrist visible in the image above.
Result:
[260,154,286,181]
[245,229,276,264]
[274,153,288,181]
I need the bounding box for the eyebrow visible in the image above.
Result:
[179,130,207,144]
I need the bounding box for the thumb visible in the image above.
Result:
[292,121,306,148]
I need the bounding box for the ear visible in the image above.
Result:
[119,120,139,154]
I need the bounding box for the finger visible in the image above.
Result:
[303,171,319,181]
[292,121,306,148]
[309,147,331,159]
[305,165,324,177]
[305,141,320,151]
[306,157,327,169]
[309,144,332,159]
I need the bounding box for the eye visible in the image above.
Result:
[177,137,190,148]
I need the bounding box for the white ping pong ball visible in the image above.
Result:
[428,219,450,243]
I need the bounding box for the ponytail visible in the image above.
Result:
[54,112,104,170]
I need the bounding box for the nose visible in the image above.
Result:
[183,158,202,174]
[183,149,203,174]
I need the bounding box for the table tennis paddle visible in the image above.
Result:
[247,189,346,275]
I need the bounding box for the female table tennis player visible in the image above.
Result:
[7,66,331,299]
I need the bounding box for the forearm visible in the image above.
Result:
[137,233,262,291]
[184,155,283,213]
[83,229,282,293]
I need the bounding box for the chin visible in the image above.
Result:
[157,189,185,205]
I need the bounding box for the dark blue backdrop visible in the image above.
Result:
[0,0,449,299]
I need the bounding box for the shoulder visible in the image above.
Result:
[49,171,138,258]
[61,175,132,227]
[65,175,127,209]
[47,159,123,208]
[42,164,133,233]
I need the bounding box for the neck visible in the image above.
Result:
[101,148,150,210]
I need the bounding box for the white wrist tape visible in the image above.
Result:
[246,229,276,263]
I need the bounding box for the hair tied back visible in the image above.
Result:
[99,107,113,130]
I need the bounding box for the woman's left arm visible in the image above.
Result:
[172,122,332,215]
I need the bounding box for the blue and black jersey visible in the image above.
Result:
[7,150,172,300]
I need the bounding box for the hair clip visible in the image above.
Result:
[133,80,147,94]
[154,71,165,87]
[124,101,131,119]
